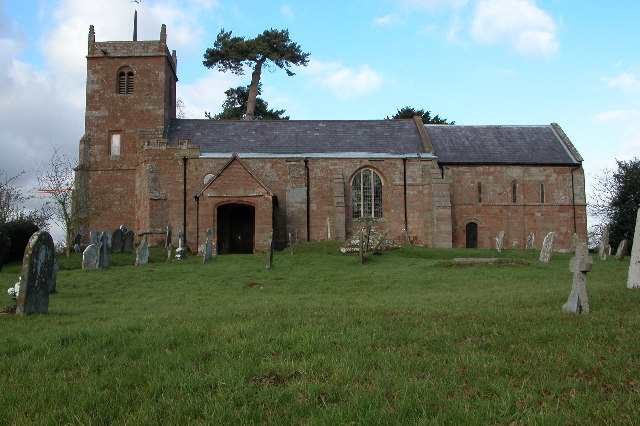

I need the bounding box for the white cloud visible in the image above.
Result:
[372,14,403,26]
[396,0,468,12]
[302,61,383,100]
[177,72,245,118]
[470,0,558,57]
[604,73,640,94]
[594,109,640,155]
[281,5,294,18]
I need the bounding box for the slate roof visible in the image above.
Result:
[166,119,425,155]
[425,125,580,165]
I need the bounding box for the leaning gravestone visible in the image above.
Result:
[562,242,593,314]
[627,208,640,289]
[598,230,609,261]
[111,228,124,253]
[539,232,555,263]
[135,236,149,265]
[615,239,628,262]
[0,231,10,273]
[16,230,55,315]
[82,244,99,270]
[203,229,213,263]
[526,232,535,250]
[98,232,110,270]
[123,231,134,254]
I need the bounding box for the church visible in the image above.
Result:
[74,24,587,253]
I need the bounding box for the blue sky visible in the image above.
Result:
[1,0,639,218]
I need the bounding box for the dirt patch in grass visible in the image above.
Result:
[438,258,530,268]
[246,282,263,288]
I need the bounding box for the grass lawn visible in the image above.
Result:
[0,243,638,424]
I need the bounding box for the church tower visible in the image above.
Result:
[75,24,178,233]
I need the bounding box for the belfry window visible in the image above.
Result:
[352,168,383,218]
[512,181,517,203]
[117,68,134,94]
[477,182,482,203]
[540,183,545,204]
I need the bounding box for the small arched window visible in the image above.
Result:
[540,183,545,204]
[352,168,383,218]
[477,182,482,203]
[117,68,134,94]
[512,181,517,203]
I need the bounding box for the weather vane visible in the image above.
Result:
[131,0,141,41]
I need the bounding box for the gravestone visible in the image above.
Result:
[266,230,274,269]
[175,231,187,260]
[82,244,99,270]
[16,230,55,315]
[627,208,640,289]
[402,228,411,245]
[511,240,519,249]
[73,233,82,253]
[615,239,628,262]
[539,232,555,263]
[123,231,134,254]
[203,229,213,262]
[135,236,149,265]
[0,231,10,272]
[166,245,173,262]
[98,232,110,270]
[525,232,535,250]
[495,231,505,252]
[120,225,127,233]
[562,242,593,314]
[111,228,124,253]
[598,230,609,261]
[90,230,100,245]
[288,232,293,255]
[49,257,59,294]
[571,233,580,252]
[165,225,172,248]
[359,227,364,265]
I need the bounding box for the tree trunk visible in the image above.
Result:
[245,59,264,121]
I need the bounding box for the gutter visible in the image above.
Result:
[304,158,310,242]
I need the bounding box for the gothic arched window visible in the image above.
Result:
[352,168,383,218]
[117,68,134,94]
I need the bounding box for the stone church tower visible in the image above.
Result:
[75,25,178,234]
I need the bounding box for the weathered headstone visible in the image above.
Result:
[165,225,172,248]
[598,230,609,261]
[82,244,99,270]
[511,240,519,249]
[571,233,580,252]
[73,233,81,246]
[615,239,628,262]
[326,217,331,240]
[495,238,502,253]
[359,227,364,265]
[402,228,411,245]
[135,236,150,265]
[562,242,593,314]
[175,230,187,260]
[266,230,274,269]
[203,229,213,262]
[495,231,505,252]
[49,257,59,294]
[539,232,555,262]
[288,232,293,255]
[98,232,110,270]
[0,231,10,272]
[627,208,640,289]
[16,230,55,315]
[120,224,127,233]
[123,230,134,253]
[111,228,124,253]
[526,232,535,250]
[90,230,100,245]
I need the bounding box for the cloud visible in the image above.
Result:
[281,5,294,18]
[372,14,403,26]
[302,61,383,100]
[604,73,640,94]
[396,0,468,12]
[469,0,558,57]
[177,72,245,118]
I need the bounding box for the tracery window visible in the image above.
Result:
[352,168,383,218]
[117,68,134,94]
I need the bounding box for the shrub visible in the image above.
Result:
[0,220,39,263]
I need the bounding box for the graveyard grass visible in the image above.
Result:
[1,244,638,424]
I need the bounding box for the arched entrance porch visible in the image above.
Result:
[217,203,255,254]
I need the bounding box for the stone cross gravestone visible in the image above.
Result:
[615,239,628,262]
[123,231,134,253]
[175,230,187,260]
[526,232,535,250]
[571,233,580,252]
[203,229,213,262]
[98,232,110,270]
[82,244,99,269]
[562,242,593,314]
[16,230,55,315]
[135,236,150,265]
[539,232,555,262]
[111,228,124,253]
[598,230,609,261]
[0,231,10,273]
[627,208,640,289]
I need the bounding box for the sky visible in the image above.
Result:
[0,0,639,240]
